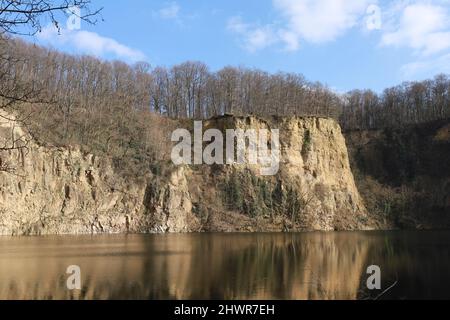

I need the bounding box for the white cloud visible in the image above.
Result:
[273,0,372,44]
[401,53,450,79]
[227,0,450,79]
[228,0,373,52]
[37,25,146,63]
[379,1,450,77]
[153,2,195,27]
[227,16,277,52]
[381,3,450,56]
[278,29,300,51]
[157,2,180,20]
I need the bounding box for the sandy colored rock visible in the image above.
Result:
[0,110,372,235]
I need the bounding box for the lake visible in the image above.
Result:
[0,231,449,300]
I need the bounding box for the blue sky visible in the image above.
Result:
[31,0,450,93]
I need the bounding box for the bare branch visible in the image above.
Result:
[0,0,103,36]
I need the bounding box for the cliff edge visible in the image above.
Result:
[0,110,372,235]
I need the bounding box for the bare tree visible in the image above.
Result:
[0,0,102,36]
[0,0,101,174]
[1,34,449,176]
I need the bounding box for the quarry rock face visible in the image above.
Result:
[202,116,371,231]
[0,110,371,235]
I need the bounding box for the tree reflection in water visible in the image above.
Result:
[0,231,449,300]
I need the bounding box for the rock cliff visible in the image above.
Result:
[0,110,372,235]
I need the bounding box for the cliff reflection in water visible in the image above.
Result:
[1,231,450,300]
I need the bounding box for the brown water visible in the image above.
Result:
[0,231,449,300]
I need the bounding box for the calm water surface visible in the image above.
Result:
[0,231,449,300]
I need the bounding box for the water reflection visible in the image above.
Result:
[0,231,449,300]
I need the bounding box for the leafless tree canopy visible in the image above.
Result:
[340,77,450,130]
[0,0,100,175]
[0,0,101,36]
[1,36,449,177]
[2,37,450,135]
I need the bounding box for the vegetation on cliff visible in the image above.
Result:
[346,120,450,228]
[0,1,449,233]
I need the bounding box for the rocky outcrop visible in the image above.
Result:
[0,110,372,235]
[0,110,198,235]
[196,116,371,231]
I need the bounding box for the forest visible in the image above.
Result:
[0,0,449,178]
[2,37,449,134]
[1,34,449,178]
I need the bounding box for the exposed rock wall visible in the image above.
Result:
[197,116,371,231]
[0,110,198,235]
[0,110,371,235]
